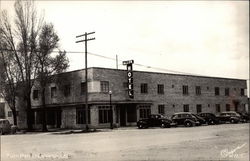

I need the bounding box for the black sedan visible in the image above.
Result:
[171,112,200,127]
[217,111,241,124]
[137,114,175,129]
[197,113,220,125]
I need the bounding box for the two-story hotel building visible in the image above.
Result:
[14,67,248,129]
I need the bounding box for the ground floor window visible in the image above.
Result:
[226,104,230,111]
[99,106,111,124]
[76,106,90,124]
[216,104,221,112]
[183,104,189,112]
[158,105,165,115]
[139,105,151,119]
[196,104,202,113]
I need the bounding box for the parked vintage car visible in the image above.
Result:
[197,113,220,125]
[237,112,250,123]
[0,119,11,135]
[137,114,175,129]
[191,114,207,125]
[171,112,200,127]
[217,111,241,124]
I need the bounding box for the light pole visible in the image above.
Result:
[109,90,113,129]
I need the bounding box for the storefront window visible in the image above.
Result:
[98,106,111,123]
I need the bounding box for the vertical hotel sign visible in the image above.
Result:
[123,60,134,99]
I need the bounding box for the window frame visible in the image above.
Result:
[182,85,189,95]
[195,86,201,95]
[51,87,57,98]
[158,104,165,115]
[141,83,148,94]
[100,81,109,93]
[215,87,220,96]
[33,90,39,100]
[183,104,189,112]
[157,84,164,94]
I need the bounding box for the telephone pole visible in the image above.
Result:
[76,32,95,131]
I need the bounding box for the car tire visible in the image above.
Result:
[0,129,3,135]
[138,124,144,129]
[230,119,236,124]
[184,121,192,127]
[161,123,166,128]
[209,120,215,125]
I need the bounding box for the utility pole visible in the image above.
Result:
[116,54,118,69]
[76,32,95,131]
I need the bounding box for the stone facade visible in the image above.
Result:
[14,67,249,129]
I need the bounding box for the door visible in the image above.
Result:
[56,110,62,128]
[120,107,126,126]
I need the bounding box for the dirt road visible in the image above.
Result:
[1,123,249,161]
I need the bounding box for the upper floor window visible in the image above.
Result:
[215,87,220,96]
[225,88,229,96]
[241,88,245,96]
[141,83,148,94]
[158,105,165,115]
[195,86,201,95]
[80,82,86,95]
[183,104,189,112]
[64,84,71,97]
[182,85,188,95]
[33,90,39,100]
[51,87,57,98]
[157,84,164,94]
[101,81,109,93]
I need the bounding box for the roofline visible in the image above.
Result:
[58,67,247,82]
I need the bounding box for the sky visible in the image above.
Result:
[0,1,249,89]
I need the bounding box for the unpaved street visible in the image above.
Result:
[1,123,249,161]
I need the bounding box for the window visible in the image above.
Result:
[226,104,230,111]
[196,104,202,113]
[215,87,220,96]
[98,106,111,124]
[195,86,201,95]
[8,111,12,117]
[216,104,221,112]
[183,104,189,112]
[80,82,86,95]
[139,105,151,119]
[101,81,109,93]
[157,84,164,94]
[33,90,39,100]
[241,88,245,96]
[158,105,165,115]
[64,84,71,97]
[172,85,174,88]
[51,87,57,98]
[141,83,148,94]
[225,88,229,96]
[76,106,90,124]
[182,85,188,95]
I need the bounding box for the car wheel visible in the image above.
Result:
[184,121,192,127]
[161,123,166,128]
[0,129,3,135]
[230,119,235,124]
[138,124,143,129]
[210,120,215,125]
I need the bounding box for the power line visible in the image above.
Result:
[0,48,247,78]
